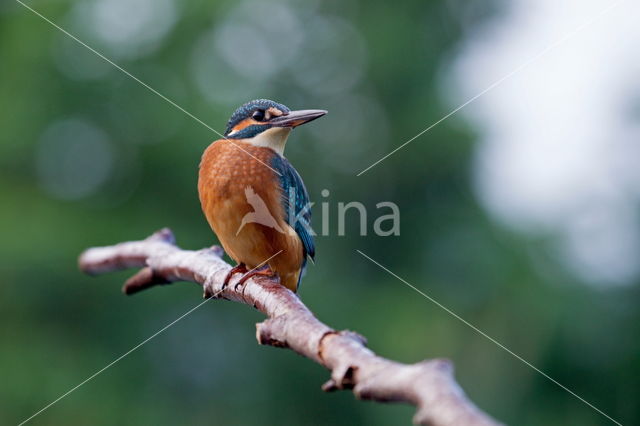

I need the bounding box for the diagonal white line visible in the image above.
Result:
[18,251,282,425]
[17,297,212,426]
[356,0,624,176]
[356,250,622,426]
[14,0,281,176]
[253,250,283,269]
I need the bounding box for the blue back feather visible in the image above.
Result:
[271,155,315,266]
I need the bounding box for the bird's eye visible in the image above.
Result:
[252,109,265,121]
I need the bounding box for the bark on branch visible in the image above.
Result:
[78,228,501,426]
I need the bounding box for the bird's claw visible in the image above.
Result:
[217,263,248,293]
[233,265,275,290]
[203,286,214,299]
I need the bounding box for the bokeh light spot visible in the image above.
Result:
[36,118,114,200]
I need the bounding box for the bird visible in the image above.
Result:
[198,99,327,292]
[235,186,285,236]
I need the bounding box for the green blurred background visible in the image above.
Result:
[1,0,638,425]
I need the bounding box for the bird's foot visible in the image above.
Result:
[235,265,275,290]
[220,263,248,291]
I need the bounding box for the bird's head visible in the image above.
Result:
[223,99,327,155]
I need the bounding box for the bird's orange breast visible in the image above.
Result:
[198,140,304,291]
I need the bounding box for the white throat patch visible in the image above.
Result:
[245,127,292,155]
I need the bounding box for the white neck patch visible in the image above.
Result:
[243,127,292,156]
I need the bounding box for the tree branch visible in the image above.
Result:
[78,228,502,426]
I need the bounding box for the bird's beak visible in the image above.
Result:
[270,109,327,128]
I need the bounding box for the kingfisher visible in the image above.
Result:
[198,99,327,292]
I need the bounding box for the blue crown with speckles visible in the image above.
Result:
[224,99,290,137]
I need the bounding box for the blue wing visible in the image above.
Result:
[271,155,315,262]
